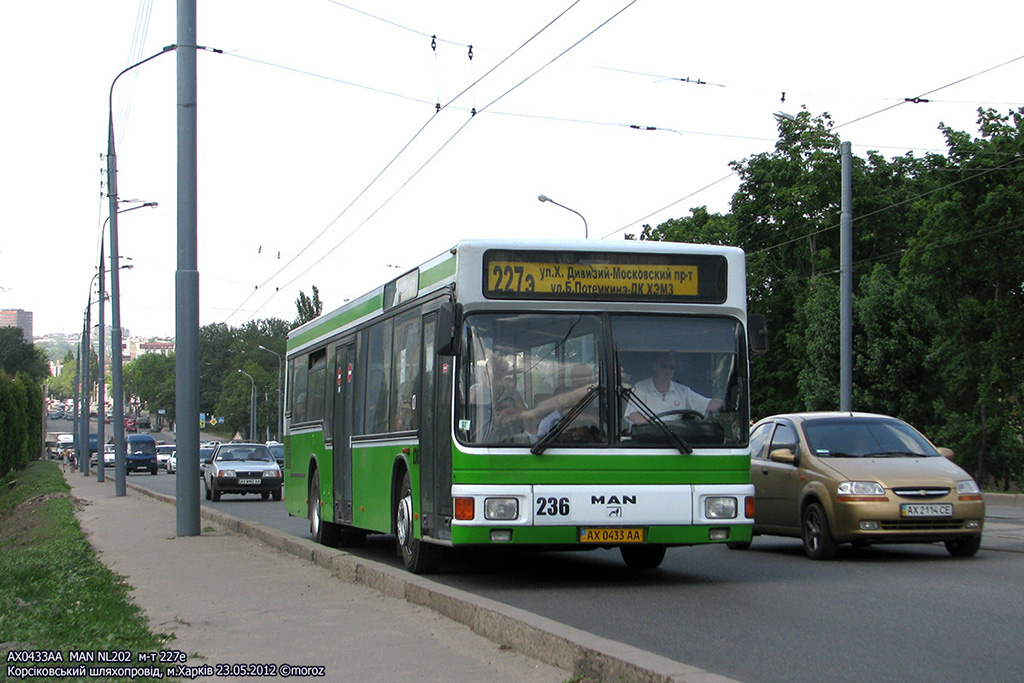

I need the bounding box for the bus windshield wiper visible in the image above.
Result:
[531,385,601,455]
[619,386,692,455]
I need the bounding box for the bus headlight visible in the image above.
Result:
[705,496,737,519]
[484,497,519,521]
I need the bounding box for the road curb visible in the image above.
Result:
[126,482,737,683]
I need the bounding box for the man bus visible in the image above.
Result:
[284,239,767,573]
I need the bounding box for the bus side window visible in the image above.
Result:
[306,350,327,423]
[392,314,421,431]
[361,319,393,434]
[290,355,309,423]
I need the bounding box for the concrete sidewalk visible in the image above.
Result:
[66,473,568,682]
[66,473,724,683]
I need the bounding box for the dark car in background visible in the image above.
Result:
[126,433,159,475]
[735,412,984,559]
[267,442,284,469]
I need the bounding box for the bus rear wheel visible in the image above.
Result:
[396,471,441,574]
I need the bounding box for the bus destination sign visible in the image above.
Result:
[483,249,727,303]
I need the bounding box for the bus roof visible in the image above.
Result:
[288,239,746,353]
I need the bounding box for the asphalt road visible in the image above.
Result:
[121,464,1024,683]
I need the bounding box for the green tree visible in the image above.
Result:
[0,327,49,381]
[294,286,323,327]
[900,107,1024,485]
[123,353,177,421]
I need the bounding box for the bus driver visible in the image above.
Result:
[623,352,723,425]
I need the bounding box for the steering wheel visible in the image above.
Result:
[655,409,707,421]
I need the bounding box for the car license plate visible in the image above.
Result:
[579,528,645,543]
[900,503,953,517]
[238,478,261,485]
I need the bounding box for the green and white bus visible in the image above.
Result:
[284,239,767,573]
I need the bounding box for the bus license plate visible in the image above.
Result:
[238,478,261,485]
[579,528,645,544]
[900,503,953,517]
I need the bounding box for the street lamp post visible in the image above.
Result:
[107,45,175,497]
[238,369,256,440]
[538,194,588,238]
[258,345,283,441]
[96,202,153,484]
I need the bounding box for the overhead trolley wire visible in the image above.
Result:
[603,53,1024,243]
[227,1,614,324]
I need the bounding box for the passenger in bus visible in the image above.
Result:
[509,364,600,443]
[293,392,307,423]
[623,352,722,425]
[470,357,527,414]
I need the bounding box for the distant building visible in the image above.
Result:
[0,308,33,341]
[129,339,175,360]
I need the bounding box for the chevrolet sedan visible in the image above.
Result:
[736,412,984,559]
[203,443,282,502]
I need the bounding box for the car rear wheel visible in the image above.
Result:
[802,502,838,560]
[945,535,981,557]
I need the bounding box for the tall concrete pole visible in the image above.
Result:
[97,243,105,482]
[840,141,853,412]
[80,305,90,475]
[176,0,201,536]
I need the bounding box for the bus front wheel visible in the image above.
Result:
[309,474,340,547]
[396,471,441,574]
[620,544,666,569]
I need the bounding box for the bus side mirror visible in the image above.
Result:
[435,302,462,356]
[748,314,769,355]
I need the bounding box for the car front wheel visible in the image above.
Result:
[802,502,838,560]
[945,535,981,557]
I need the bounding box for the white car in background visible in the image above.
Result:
[166,450,177,474]
[156,444,176,470]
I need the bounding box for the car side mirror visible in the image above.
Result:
[937,447,955,461]
[769,446,797,465]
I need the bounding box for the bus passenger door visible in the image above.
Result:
[332,341,355,525]
[420,314,454,540]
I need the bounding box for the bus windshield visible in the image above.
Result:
[456,312,748,449]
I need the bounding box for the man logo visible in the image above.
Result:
[607,507,622,517]
[591,495,637,505]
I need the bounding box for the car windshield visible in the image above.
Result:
[217,446,274,462]
[129,440,157,455]
[455,312,748,449]
[803,418,939,458]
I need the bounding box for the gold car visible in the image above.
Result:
[735,412,984,559]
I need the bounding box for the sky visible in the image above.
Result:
[2,1,1022,340]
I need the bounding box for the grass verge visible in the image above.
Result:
[0,460,170,682]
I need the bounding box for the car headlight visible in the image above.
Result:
[837,481,885,496]
[484,497,519,521]
[705,496,738,519]
[218,469,236,478]
[263,470,281,478]
[956,480,980,495]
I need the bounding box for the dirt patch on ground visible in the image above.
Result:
[1,492,80,548]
